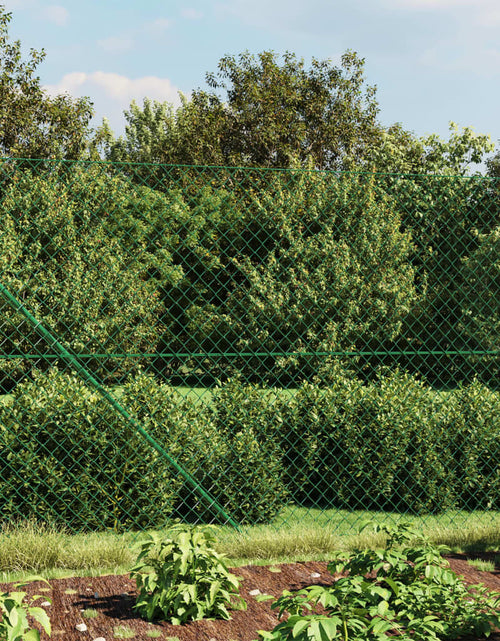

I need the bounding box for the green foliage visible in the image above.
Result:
[367,121,494,176]
[0,369,288,529]
[0,166,165,384]
[101,50,382,170]
[442,379,500,509]
[256,522,500,641]
[0,369,179,530]
[195,379,288,524]
[373,161,498,386]
[0,577,51,641]
[190,171,416,383]
[457,226,500,382]
[0,8,92,159]
[131,525,245,624]
[280,370,499,513]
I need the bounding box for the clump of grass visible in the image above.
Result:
[145,630,163,639]
[0,519,65,572]
[82,608,99,619]
[0,518,134,576]
[1,510,499,583]
[468,558,496,572]
[113,624,136,639]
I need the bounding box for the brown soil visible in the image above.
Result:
[2,554,499,641]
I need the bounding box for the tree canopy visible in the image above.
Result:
[0,7,93,159]
[102,50,383,170]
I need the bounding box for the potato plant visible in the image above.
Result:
[256,522,500,641]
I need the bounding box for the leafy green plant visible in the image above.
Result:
[256,522,500,641]
[195,379,288,524]
[130,524,246,624]
[0,577,51,641]
[0,166,166,386]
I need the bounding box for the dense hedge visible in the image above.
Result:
[0,369,498,530]
[0,370,177,530]
[0,370,288,529]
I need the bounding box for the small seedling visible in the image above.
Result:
[82,607,99,618]
[145,630,163,639]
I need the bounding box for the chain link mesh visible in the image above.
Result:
[0,158,498,533]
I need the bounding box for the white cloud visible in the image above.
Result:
[42,4,69,26]
[388,0,476,7]
[144,17,172,36]
[382,0,500,23]
[97,36,134,54]
[3,0,69,23]
[181,8,203,19]
[44,71,181,103]
[420,44,500,76]
[1,0,37,9]
[474,5,500,26]
[44,71,183,134]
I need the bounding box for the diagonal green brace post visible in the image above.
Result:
[0,280,241,531]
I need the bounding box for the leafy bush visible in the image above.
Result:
[0,369,180,530]
[457,226,500,383]
[1,367,498,530]
[256,522,500,641]
[182,379,289,524]
[131,525,245,624]
[0,167,165,385]
[280,370,498,513]
[442,379,500,510]
[0,370,289,530]
[192,172,417,383]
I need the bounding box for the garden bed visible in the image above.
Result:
[2,554,499,641]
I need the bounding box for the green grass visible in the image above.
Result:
[82,608,99,619]
[0,508,499,584]
[113,624,136,639]
[467,558,496,572]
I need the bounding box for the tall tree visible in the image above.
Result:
[101,50,382,170]
[0,7,93,159]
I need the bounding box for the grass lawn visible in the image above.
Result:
[1,508,498,584]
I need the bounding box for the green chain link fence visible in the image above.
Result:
[0,158,498,533]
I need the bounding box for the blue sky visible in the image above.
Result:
[2,0,499,164]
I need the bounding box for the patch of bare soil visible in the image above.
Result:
[2,555,499,641]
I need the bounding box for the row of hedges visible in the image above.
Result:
[0,368,499,530]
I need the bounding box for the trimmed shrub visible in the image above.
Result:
[186,379,289,524]
[0,369,182,530]
[442,379,500,510]
[280,370,466,513]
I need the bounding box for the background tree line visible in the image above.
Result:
[0,6,499,389]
